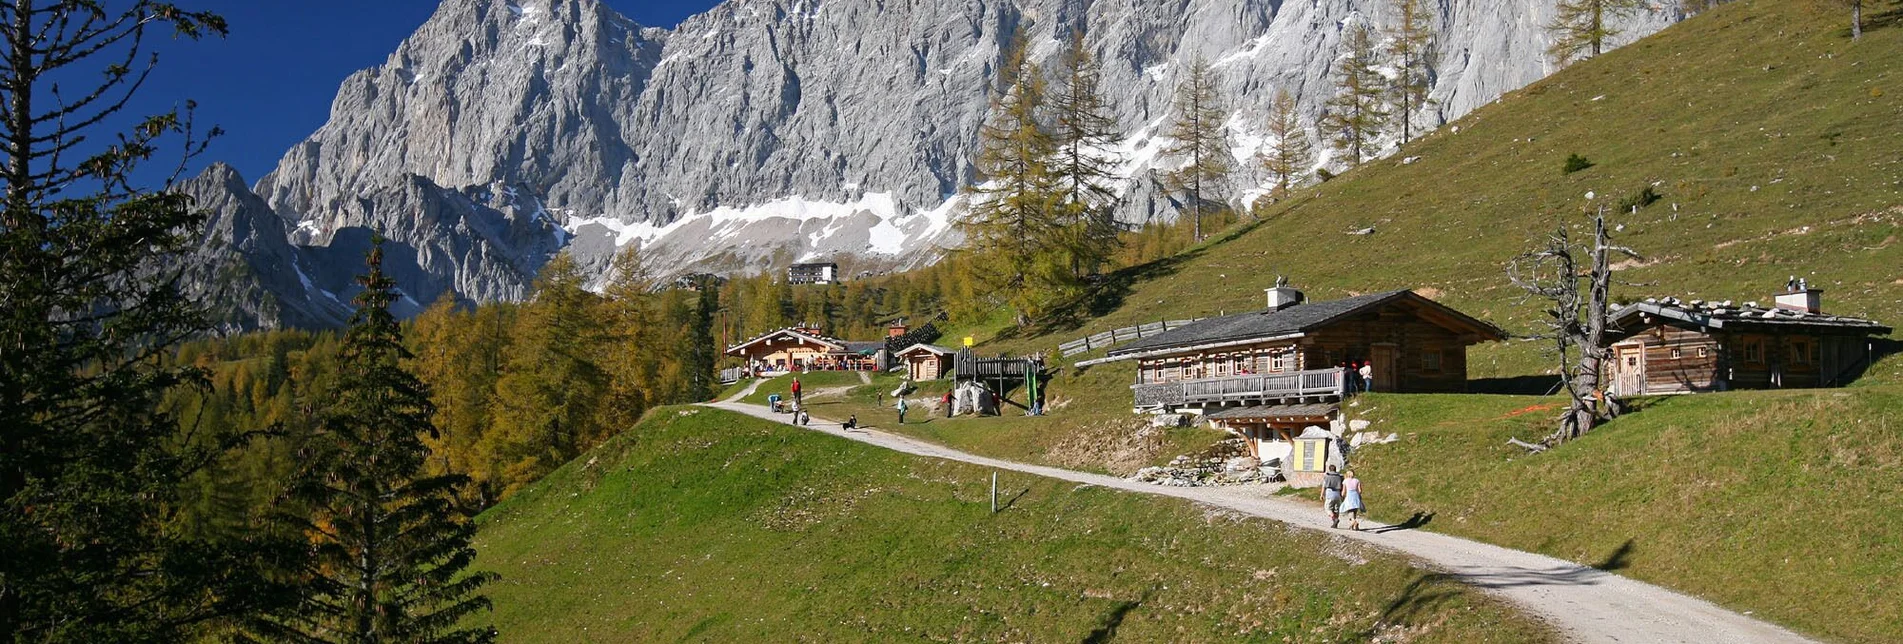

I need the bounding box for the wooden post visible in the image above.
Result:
[991,472,998,513]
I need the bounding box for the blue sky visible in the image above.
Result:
[125,0,720,186]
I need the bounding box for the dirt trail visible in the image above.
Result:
[703,398,1816,644]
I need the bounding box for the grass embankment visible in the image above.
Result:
[1351,384,1903,643]
[471,407,1554,642]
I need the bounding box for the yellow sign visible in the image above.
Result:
[963,336,974,347]
[1292,438,1327,472]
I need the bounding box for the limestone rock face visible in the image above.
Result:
[189,0,1683,327]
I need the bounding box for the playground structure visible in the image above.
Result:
[953,347,1047,415]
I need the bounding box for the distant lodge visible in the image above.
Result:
[894,343,956,381]
[1092,286,1505,460]
[1606,282,1891,396]
[788,262,840,285]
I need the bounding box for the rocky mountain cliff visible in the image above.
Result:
[187,0,1684,329]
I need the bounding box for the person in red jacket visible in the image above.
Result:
[791,377,802,406]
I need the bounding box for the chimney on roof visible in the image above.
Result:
[1774,277,1822,314]
[888,321,908,338]
[1265,276,1305,312]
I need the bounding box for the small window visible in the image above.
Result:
[1698,347,1710,358]
[1670,347,1682,359]
[1421,350,1443,373]
[1626,355,1638,367]
[1743,341,1764,364]
[1792,341,1810,364]
[1270,350,1291,373]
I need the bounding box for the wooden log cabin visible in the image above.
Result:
[1107,288,1505,407]
[723,327,887,373]
[1606,283,1890,396]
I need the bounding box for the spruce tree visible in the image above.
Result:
[252,239,496,643]
[596,246,662,434]
[1049,31,1124,277]
[1162,56,1231,242]
[1259,89,1315,200]
[0,2,295,639]
[1547,0,1647,65]
[960,37,1063,326]
[1386,0,1437,145]
[1322,21,1391,167]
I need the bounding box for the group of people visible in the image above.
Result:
[1341,361,1376,393]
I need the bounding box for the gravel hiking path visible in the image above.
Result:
[703,398,1815,644]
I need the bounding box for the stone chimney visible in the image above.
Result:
[1774,277,1822,314]
[888,322,908,338]
[1265,278,1305,312]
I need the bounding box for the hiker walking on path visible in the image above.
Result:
[896,398,909,424]
[791,377,803,406]
[1341,470,1366,530]
[1322,465,1345,529]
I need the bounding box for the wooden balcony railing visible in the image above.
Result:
[1131,368,1349,408]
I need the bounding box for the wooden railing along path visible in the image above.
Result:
[1058,318,1204,357]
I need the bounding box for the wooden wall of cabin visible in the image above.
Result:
[1135,340,1305,384]
[1628,325,1723,393]
[1298,314,1471,393]
[1719,331,1827,389]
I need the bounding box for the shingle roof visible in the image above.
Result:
[1612,298,1891,335]
[1108,289,1515,358]
[895,343,954,356]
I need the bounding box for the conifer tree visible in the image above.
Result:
[479,253,607,498]
[0,2,294,639]
[1049,31,1124,277]
[687,282,721,399]
[1387,0,1437,145]
[252,239,496,643]
[1546,0,1647,65]
[1259,89,1315,200]
[1162,56,1231,242]
[1322,21,1391,168]
[960,37,1063,326]
[596,246,662,434]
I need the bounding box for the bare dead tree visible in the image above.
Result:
[1507,208,1640,448]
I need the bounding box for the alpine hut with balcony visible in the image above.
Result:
[724,327,887,374]
[1105,286,1505,426]
[1605,280,1891,396]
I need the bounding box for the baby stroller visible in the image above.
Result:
[767,393,784,413]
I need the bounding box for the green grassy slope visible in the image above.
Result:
[470,407,1553,642]
[1017,0,1900,378]
[1352,384,1903,643]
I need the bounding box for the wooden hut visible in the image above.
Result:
[895,343,954,380]
[1606,284,1890,395]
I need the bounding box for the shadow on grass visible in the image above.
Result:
[1363,573,1464,639]
[1080,588,1155,644]
[1596,539,1637,572]
[998,487,1031,512]
[1469,375,1564,396]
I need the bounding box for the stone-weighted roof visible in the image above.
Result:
[1611,297,1891,336]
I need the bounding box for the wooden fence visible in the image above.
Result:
[1058,318,1204,357]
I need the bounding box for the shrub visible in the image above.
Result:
[1563,153,1595,174]
[1617,186,1663,213]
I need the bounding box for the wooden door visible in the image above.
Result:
[1371,345,1398,392]
[1615,345,1645,396]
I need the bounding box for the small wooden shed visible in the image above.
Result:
[895,343,955,381]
